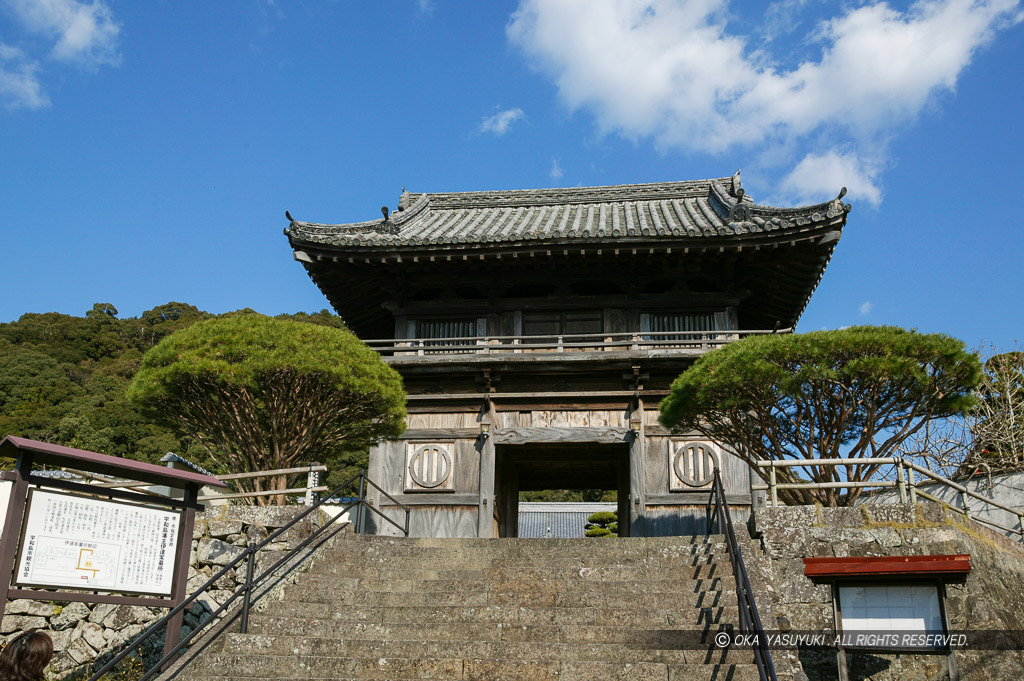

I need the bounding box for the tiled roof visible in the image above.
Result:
[286,174,851,250]
[518,502,617,539]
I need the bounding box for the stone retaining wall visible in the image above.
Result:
[1,505,320,678]
[747,503,1024,681]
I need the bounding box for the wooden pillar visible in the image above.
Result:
[477,432,496,538]
[0,453,33,627]
[161,485,198,665]
[628,399,646,537]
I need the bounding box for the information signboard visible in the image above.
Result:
[13,489,181,597]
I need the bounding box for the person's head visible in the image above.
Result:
[0,630,53,681]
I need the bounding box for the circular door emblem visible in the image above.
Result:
[673,443,719,487]
[409,445,452,488]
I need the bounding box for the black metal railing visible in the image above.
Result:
[706,468,778,681]
[87,470,409,681]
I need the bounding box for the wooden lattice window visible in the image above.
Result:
[415,319,477,353]
[522,311,602,337]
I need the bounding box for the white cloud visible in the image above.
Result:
[860,301,874,315]
[479,107,525,135]
[417,0,435,15]
[780,151,882,206]
[549,158,564,179]
[0,44,49,110]
[508,0,1022,201]
[8,0,121,68]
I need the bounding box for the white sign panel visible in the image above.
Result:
[839,584,943,636]
[0,480,11,537]
[14,489,180,596]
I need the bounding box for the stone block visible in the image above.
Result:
[48,652,78,675]
[213,506,306,529]
[755,505,819,534]
[197,537,247,566]
[51,601,90,630]
[818,506,865,528]
[81,622,106,651]
[0,615,45,634]
[88,603,117,624]
[245,524,269,543]
[65,637,96,664]
[50,628,74,653]
[101,605,155,631]
[6,599,60,617]
[207,518,244,538]
[192,519,208,539]
[865,504,917,525]
[867,527,903,548]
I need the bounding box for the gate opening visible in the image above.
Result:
[493,442,631,538]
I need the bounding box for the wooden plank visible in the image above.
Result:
[491,427,630,445]
[644,436,671,495]
[401,429,480,440]
[379,493,480,505]
[454,440,480,495]
[803,555,971,579]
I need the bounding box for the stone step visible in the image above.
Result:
[347,535,728,548]
[220,632,758,665]
[283,572,731,595]
[187,652,761,681]
[267,584,736,610]
[247,615,739,643]
[247,599,737,630]
[326,538,728,562]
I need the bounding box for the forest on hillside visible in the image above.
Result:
[0,303,367,489]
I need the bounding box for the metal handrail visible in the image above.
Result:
[86,470,409,681]
[706,468,778,681]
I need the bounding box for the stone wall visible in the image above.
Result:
[1,505,321,678]
[747,503,1024,681]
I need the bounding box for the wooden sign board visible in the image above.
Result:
[13,489,181,597]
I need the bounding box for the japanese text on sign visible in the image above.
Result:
[14,489,180,596]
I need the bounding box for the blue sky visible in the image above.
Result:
[1,0,1022,352]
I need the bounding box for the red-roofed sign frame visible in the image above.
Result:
[0,436,225,664]
[803,554,972,579]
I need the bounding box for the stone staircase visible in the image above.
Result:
[175,531,765,681]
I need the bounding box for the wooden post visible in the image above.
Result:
[1018,514,1024,543]
[304,464,319,506]
[477,405,496,538]
[960,491,971,519]
[907,465,918,505]
[162,485,198,666]
[769,463,778,508]
[0,453,32,627]
[896,462,908,504]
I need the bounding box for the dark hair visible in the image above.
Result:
[0,630,53,681]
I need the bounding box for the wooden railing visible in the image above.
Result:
[366,328,791,357]
[60,463,329,504]
[754,458,1024,542]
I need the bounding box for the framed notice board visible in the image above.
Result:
[13,488,182,597]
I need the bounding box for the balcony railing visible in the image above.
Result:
[365,328,790,357]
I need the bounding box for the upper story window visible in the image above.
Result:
[522,311,602,337]
[648,312,718,334]
[414,319,477,353]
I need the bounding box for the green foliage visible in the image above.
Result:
[128,314,406,503]
[519,489,617,502]
[584,510,618,537]
[969,349,1024,470]
[0,303,368,480]
[659,326,982,506]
